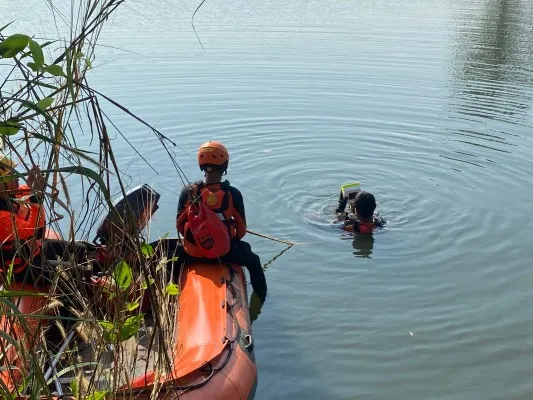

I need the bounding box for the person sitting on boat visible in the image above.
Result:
[0,154,46,280]
[170,141,268,302]
[335,183,385,234]
[0,154,90,283]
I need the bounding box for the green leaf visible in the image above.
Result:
[73,51,85,59]
[99,314,144,343]
[126,301,139,311]
[3,97,56,128]
[17,49,31,60]
[26,62,39,72]
[86,390,107,400]
[98,320,115,331]
[113,260,133,290]
[85,57,93,69]
[141,277,155,290]
[40,40,56,49]
[0,34,29,58]
[98,320,117,342]
[35,96,53,110]
[102,330,117,343]
[44,64,65,77]
[0,120,21,136]
[140,243,154,257]
[29,39,44,69]
[119,314,144,341]
[69,379,78,397]
[165,283,180,296]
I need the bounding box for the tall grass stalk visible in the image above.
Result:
[0,1,187,398]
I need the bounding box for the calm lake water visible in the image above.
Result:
[5,0,533,398]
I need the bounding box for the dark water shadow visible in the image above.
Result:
[352,233,375,258]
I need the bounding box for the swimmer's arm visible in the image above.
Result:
[342,220,355,232]
[336,190,347,213]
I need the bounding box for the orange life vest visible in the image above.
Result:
[353,221,376,234]
[182,183,235,258]
[0,196,45,274]
[343,216,383,234]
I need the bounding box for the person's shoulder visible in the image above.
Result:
[180,180,203,193]
[223,181,243,197]
[178,181,204,205]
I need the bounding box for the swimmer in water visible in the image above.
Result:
[336,183,385,234]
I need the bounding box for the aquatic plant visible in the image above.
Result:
[0,1,185,398]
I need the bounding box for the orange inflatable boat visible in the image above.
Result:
[0,229,59,395]
[0,280,53,393]
[118,262,258,399]
[2,261,257,400]
[1,184,258,399]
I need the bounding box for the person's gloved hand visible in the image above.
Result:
[336,210,348,221]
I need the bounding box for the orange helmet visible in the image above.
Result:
[197,141,229,171]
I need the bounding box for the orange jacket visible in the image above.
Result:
[342,215,384,234]
[0,185,46,273]
[176,181,246,257]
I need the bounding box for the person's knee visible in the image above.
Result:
[251,253,261,266]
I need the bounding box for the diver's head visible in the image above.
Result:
[354,191,376,221]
